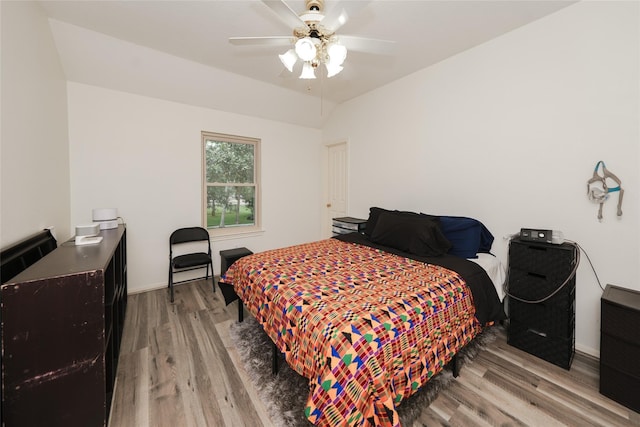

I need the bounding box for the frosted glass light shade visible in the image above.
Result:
[279,49,297,72]
[300,62,316,79]
[295,37,317,61]
[325,62,343,78]
[327,42,347,66]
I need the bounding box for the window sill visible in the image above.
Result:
[209,228,265,242]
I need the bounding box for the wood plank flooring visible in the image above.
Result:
[109,280,640,426]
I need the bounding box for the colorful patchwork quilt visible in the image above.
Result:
[222,238,482,427]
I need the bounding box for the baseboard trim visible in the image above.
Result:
[127,276,220,295]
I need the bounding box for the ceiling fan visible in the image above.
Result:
[229,0,395,80]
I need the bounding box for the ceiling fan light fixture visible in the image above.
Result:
[295,37,317,62]
[327,42,347,66]
[231,0,397,86]
[279,49,298,72]
[325,62,343,78]
[300,62,316,79]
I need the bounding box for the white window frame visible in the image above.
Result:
[202,131,261,238]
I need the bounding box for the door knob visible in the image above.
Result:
[326,203,332,208]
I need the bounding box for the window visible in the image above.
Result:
[202,131,261,237]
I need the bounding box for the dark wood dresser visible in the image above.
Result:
[1,225,127,427]
[600,284,640,412]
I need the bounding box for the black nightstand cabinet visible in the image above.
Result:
[600,284,640,412]
[507,238,576,369]
[218,247,253,307]
[220,247,253,276]
[332,217,367,236]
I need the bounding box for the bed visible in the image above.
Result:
[221,207,506,427]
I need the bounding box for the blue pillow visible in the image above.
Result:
[438,216,494,258]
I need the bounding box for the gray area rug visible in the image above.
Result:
[229,316,500,426]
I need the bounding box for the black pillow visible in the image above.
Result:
[365,207,437,237]
[370,211,451,257]
[365,207,395,237]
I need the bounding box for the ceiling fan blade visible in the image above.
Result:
[339,35,396,55]
[262,0,305,29]
[229,36,294,47]
[321,0,371,32]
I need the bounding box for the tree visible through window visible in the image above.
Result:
[202,132,260,235]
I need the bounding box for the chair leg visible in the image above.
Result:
[169,267,174,303]
[210,262,216,292]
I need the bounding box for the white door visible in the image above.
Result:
[326,142,348,236]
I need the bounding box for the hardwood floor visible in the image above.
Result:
[109,280,640,427]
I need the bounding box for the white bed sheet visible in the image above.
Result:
[469,253,506,301]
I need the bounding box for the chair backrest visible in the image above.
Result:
[170,227,210,248]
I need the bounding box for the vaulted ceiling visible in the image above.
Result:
[38,0,574,128]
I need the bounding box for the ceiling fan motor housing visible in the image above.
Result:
[306,0,323,12]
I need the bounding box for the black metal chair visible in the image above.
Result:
[168,227,214,302]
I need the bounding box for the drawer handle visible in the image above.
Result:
[528,328,548,337]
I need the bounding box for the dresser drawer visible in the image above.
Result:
[509,299,574,338]
[332,217,366,235]
[332,226,353,235]
[600,364,640,413]
[600,333,640,378]
[601,286,640,343]
[508,320,574,369]
[508,268,575,301]
[508,240,575,280]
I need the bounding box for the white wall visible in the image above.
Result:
[323,1,639,356]
[67,83,323,294]
[0,1,70,247]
